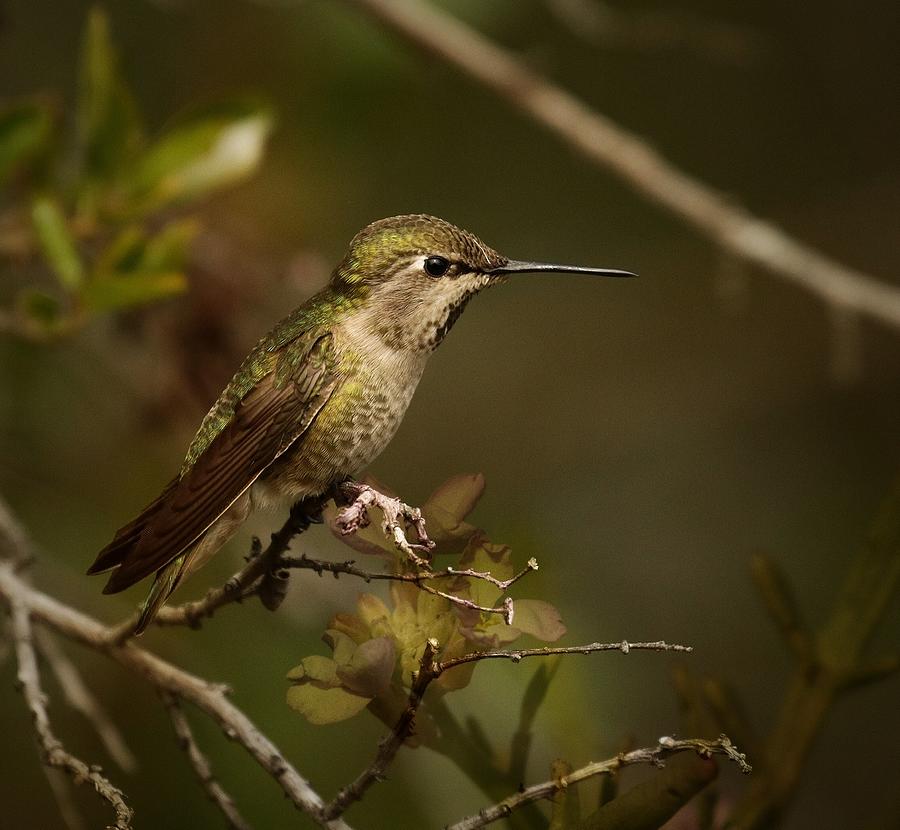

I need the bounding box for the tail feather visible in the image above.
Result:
[88,478,179,580]
[133,555,186,635]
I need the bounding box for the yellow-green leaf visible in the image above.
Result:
[127,101,273,211]
[81,271,186,312]
[286,683,371,725]
[0,102,52,186]
[76,7,143,182]
[30,198,84,290]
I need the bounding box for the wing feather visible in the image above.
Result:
[94,332,337,593]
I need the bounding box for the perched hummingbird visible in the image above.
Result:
[87,214,633,633]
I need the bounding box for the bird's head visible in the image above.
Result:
[332,214,633,352]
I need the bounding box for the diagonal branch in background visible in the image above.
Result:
[446,734,751,830]
[7,595,134,830]
[161,691,253,830]
[728,478,900,828]
[36,629,138,774]
[0,563,354,830]
[345,0,900,332]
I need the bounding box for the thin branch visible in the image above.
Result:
[346,0,900,333]
[437,640,692,674]
[107,495,328,641]
[43,768,87,830]
[36,629,138,773]
[446,734,751,830]
[323,638,692,820]
[8,594,133,830]
[0,563,353,830]
[546,0,770,66]
[162,691,253,830]
[0,492,35,567]
[731,479,900,828]
[323,638,440,820]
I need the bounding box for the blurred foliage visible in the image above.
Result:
[0,6,272,340]
[287,474,565,727]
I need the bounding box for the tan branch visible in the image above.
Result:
[8,594,133,830]
[0,563,353,830]
[323,638,441,820]
[323,637,693,820]
[36,628,138,773]
[437,639,692,673]
[446,734,750,830]
[106,495,329,641]
[346,0,900,332]
[162,692,252,830]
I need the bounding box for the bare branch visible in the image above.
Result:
[323,637,691,820]
[346,0,900,333]
[107,495,328,641]
[0,492,35,568]
[446,734,750,830]
[323,638,440,820]
[36,629,138,773]
[437,639,692,674]
[162,692,252,830]
[8,595,133,830]
[0,563,353,830]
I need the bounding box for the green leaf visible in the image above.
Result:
[286,655,341,686]
[16,288,61,328]
[76,7,143,184]
[509,599,567,642]
[30,198,84,290]
[0,102,52,186]
[81,271,186,312]
[127,101,273,212]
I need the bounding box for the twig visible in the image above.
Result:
[0,563,353,830]
[346,0,900,333]
[106,495,327,641]
[0,492,35,567]
[322,638,692,820]
[732,479,900,828]
[437,640,692,673]
[36,629,138,773]
[323,639,441,820]
[446,734,750,830]
[162,691,252,830]
[546,0,769,66]
[43,768,87,830]
[8,594,133,830]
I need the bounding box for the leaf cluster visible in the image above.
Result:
[286,474,566,728]
[0,7,273,340]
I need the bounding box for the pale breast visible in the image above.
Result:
[254,320,428,506]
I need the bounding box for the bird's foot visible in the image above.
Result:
[333,482,435,570]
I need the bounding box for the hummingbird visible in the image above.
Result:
[87,214,633,633]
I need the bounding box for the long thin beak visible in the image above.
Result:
[489,259,637,278]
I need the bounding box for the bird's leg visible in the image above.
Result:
[333,480,435,570]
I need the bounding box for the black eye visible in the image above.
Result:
[424,255,450,278]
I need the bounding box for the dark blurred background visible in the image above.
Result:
[1,1,899,828]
